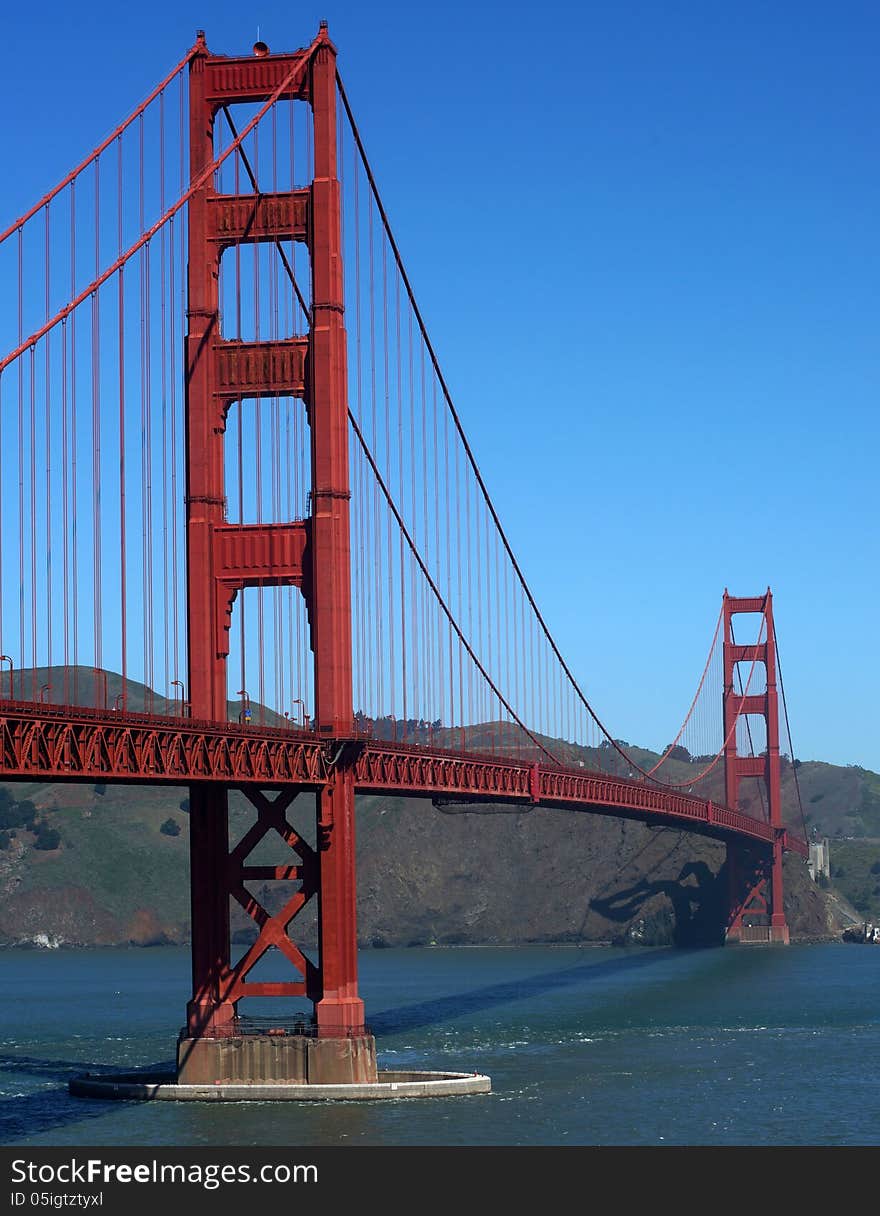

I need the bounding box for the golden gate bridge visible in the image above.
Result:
[0,23,807,1089]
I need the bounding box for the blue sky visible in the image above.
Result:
[1,1,877,769]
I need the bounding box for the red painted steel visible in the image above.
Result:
[307,27,363,1035]
[214,337,308,400]
[0,23,811,1054]
[207,190,309,249]
[185,31,235,1037]
[213,523,308,588]
[182,24,364,1037]
[0,699,807,859]
[213,522,308,660]
[723,590,791,941]
[220,788,320,1005]
[203,50,311,106]
[0,702,327,785]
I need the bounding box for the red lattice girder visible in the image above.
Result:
[0,703,327,785]
[726,841,772,940]
[0,701,808,858]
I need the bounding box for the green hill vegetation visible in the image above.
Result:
[827,841,880,922]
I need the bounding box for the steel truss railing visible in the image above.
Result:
[0,702,807,857]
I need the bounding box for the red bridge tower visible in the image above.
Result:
[180,25,376,1084]
[723,590,790,945]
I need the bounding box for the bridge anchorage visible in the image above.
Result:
[0,21,807,1101]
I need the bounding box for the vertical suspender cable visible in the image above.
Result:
[45,204,52,677]
[117,133,128,708]
[29,346,37,696]
[91,158,102,700]
[17,229,24,695]
[396,266,406,735]
[71,181,79,702]
[160,89,170,705]
[61,313,69,700]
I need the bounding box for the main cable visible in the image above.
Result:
[335,71,724,785]
[773,617,808,845]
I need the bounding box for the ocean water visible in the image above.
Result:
[1,942,878,1146]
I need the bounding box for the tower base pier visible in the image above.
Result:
[725,923,790,946]
[176,1032,378,1086]
[70,1067,491,1102]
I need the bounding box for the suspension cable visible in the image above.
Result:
[335,70,722,784]
[0,48,197,247]
[773,617,808,845]
[643,605,723,776]
[0,46,317,375]
[654,614,768,789]
[347,409,562,767]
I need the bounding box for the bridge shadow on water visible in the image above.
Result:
[2,924,712,1140]
[0,1054,170,1144]
[369,945,679,1037]
[3,948,684,1138]
[370,862,726,1038]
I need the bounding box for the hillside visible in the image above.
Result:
[0,667,873,949]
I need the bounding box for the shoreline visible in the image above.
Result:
[0,934,845,951]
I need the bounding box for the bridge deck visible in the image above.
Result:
[0,701,807,856]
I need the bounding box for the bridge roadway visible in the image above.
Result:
[0,699,808,857]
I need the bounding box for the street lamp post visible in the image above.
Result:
[171,679,187,717]
[39,684,52,704]
[93,668,108,710]
[292,698,308,729]
[237,689,251,725]
[0,655,14,699]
